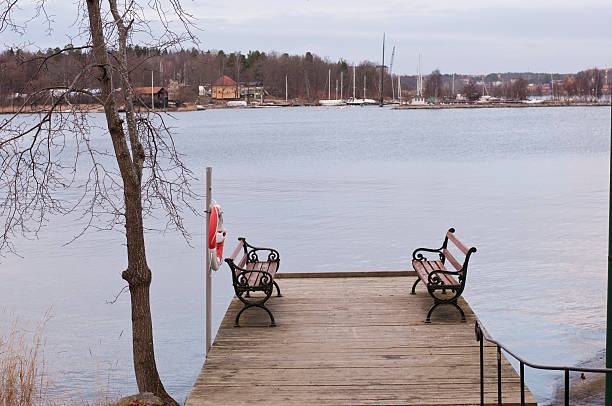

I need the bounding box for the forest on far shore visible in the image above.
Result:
[1,46,608,105]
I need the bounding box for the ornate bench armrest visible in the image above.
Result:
[412,247,444,261]
[427,269,461,286]
[235,270,275,288]
[240,238,280,263]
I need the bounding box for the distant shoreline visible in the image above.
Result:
[0,101,608,115]
[393,101,609,110]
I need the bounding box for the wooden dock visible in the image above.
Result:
[186,272,537,405]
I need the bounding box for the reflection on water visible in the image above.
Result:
[0,106,609,403]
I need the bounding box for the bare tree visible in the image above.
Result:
[462,80,481,102]
[511,77,528,100]
[1,1,198,404]
[424,69,442,100]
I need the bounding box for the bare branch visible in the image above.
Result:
[106,285,129,304]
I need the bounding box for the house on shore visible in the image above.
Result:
[240,81,266,102]
[212,76,240,100]
[134,87,168,108]
[210,76,266,102]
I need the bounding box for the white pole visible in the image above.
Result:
[205,167,212,356]
[340,71,343,100]
[151,70,154,109]
[551,73,554,101]
[335,79,338,100]
[353,65,356,99]
[285,75,288,101]
[328,69,331,100]
[398,76,402,102]
[363,75,366,100]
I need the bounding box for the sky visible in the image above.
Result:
[3,0,612,75]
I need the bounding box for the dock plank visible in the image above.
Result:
[186,274,537,406]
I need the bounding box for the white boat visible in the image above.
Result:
[347,98,377,105]
[523,98,544,104]
[227,100,247,107]
[196,104,206,110]
[319,69,346,106]
[345,68,377,106]
[319,99,346,106]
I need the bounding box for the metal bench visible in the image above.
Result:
[225,237,281,327]
[411,228,477,323]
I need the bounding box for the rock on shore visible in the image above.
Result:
[109,392,165,406]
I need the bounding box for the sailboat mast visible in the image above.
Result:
[335,80,338,100]
[380,33,385,107]
[353,65,356,99]
[551,73,554,100]
[341,71,343,100]
[285,75,288,101]
[398,76,402,102]
[364,75,366,100]
[328,69,331,100]
[416,57,420,97]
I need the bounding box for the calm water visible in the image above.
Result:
[0,106,609,403]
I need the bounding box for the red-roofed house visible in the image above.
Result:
[212,76,240,100]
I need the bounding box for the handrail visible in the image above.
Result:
[474,320,612,405]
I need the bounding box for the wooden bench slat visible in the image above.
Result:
[412,261,429,280]
[268,261,278,278]
[431,261,445,270]
[237,253,247,269]
[245,262,262,286]
[412,260,458,287]
[441,273,458,286]
[243,262,280,287]
[447,232,470,255]
[442,248,462,271]
[229,240,245,261]
[255,262,266,286]
[245,262,256,285]
[430,261,457,285]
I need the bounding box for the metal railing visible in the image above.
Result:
[474,320,612,405]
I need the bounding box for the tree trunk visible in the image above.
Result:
[85,1,177,404]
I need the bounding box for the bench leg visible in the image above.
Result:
[425,300,467,324]
[425,302,440,324]
[234,303,276,327]
[273,280,282,297]
[411,278,420,294]
[453,301,467,323]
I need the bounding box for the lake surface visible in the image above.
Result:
[0,106,609,404]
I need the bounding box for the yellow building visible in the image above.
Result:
[212,76,240,100]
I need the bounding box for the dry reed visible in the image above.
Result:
[0,309,128,405]
[0,309,52,406]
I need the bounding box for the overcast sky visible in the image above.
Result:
[3,0,612,75]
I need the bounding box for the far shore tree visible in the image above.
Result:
[0,1,200,404]
[462,80,481,101]
[423,69,442,99]
[512,77,528,100]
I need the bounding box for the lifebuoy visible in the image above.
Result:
[208,205,226,271]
